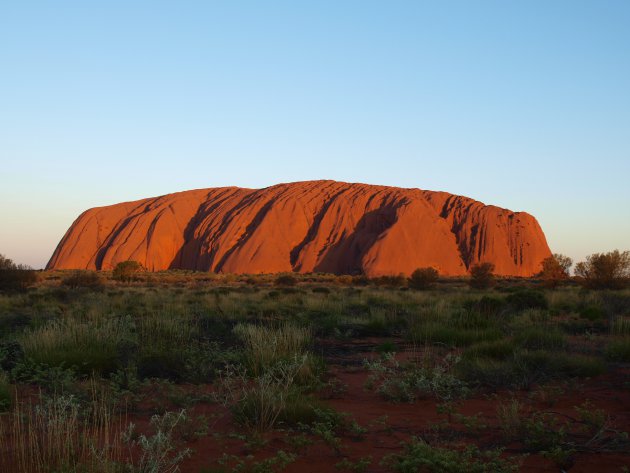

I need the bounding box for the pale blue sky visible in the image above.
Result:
[1,1,629,269]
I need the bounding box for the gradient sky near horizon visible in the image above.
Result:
[1,1,629,269]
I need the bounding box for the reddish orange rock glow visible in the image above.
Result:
[47,180,551,277]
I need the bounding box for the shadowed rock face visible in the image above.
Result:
[47,180,551,276]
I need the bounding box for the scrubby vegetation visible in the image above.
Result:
[0,266,629,472]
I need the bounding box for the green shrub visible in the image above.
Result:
[506,290,548,312]
[275,273,297,286]
[364,353,469,402]
[578,306,605,321]
[408,267,439,290]
[605,338,630,362]
[463,340,516,361]
[112,260,144,282]
[463,296,506,317]
[384,437,519,473]
[514,327,566,351]
[468,263,495,289]
[216,357,311,431]
[0,341,25,371]
[458,350,604,389]
[518,350,604,379]
[413,323,501,347]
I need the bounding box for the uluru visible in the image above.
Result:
[47,180,551,277]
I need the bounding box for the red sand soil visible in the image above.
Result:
[4,339,626,472]
[173,341,630,473]
[47,180,551,277]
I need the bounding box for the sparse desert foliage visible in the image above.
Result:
[574,250,630,289]
[1,269,629,471]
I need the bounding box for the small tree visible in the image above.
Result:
[112,260,145,283]
[0,254,37,292]
[408,267,439,290]
[574,250,630,289]
[539,253,573,289]
[469,262,495,289]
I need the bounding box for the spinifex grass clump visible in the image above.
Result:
[20,317,131,375]
[514,327,566,351]
[135,311,199,380]
[234,323,313,376]
[216,356,318,432]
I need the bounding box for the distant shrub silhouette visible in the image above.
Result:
[373,274,406,287]
[112,260,145,283]
[62,270,103,289]
[539,253,572,289]
[0,254,37,292]
[408,267,439,290]
[275,273,297,286]
[574,250,630,289]
[469,263,495,289]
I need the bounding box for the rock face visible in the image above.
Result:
[47,180,551,277]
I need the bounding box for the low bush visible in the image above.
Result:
[61,270,103,289]
[462,339,516,361]
[469,263,496,289]
[463,296,506,317]
[408,267,439,290]
[413,323,502,347]
[605,338,630,362]
[373,274,407,287]
[458,350,604,389]
[506,290,548,312]
[383,437,519,473]
[578,306,605,321]
[275,273,297,286]
[514,327,566,351]
[112,260,144,282]
[0,341,25,371]
[364,353,469,402]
